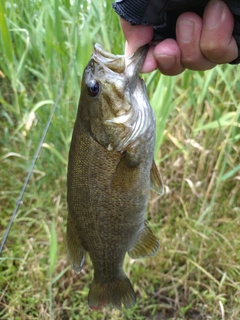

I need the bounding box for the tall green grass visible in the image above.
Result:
[1,0,240,319]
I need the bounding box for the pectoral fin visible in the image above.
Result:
[128,223,159,259]
[111,155,139,191]
[150,160,164,196]
[66,217,86,273]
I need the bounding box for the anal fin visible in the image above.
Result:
[128,223,160,259]
[66,216,86,273]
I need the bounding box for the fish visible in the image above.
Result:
[66,43,164,310]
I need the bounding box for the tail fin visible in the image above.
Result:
[88,274,136,310]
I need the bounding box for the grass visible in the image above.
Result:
[0,0,240,319]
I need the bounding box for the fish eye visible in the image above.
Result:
[87,80,100,97]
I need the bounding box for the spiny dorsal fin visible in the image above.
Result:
[150,160,164,196]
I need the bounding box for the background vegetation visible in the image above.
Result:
[0,0,239,319]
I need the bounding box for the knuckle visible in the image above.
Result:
[181,52,215,71]
[180,48,200,68]
[200,40,227,63]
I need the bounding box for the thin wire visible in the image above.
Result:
[0,59,73,254]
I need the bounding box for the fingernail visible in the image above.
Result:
[205,0,224,28]
[178,19,194,43]
[157,55,175,70]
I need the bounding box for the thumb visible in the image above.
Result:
[120,18,153,56]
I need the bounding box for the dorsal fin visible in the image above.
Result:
[150,160,164,196]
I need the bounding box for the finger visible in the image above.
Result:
[120,18,153,57]
[152,39,185,75]
[201,0,238,63]
[141,46,158,73]
[176,12,216,70]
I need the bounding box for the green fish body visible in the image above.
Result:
[67,44,164,309]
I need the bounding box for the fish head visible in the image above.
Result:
[80,43,151,150]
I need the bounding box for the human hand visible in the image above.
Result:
[120,0,238,75]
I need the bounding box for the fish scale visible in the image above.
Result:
[66,44,164,309]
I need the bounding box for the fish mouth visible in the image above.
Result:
[93,44,125,73]
[92,43,148,76]
[125,45,149,78]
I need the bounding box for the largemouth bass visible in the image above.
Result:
[67,44,164,310]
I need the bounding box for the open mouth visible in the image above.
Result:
[92,43,126,73]
[92,43,148,77]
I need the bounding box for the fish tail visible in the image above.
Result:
[88,274,136,310]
